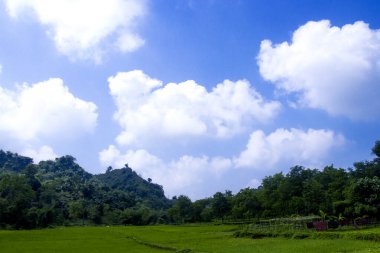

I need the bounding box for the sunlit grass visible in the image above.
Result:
[1,225,380,253]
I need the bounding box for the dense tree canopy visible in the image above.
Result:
[167,141,380,223]
[0,153,169,228]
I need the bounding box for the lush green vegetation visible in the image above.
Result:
[0,152,170,228]
[168,141,380,225]
[1,225,380,253]
[1,141,380,229]
[236,222,380,241]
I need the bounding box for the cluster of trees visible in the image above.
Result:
[0,152,170,229]
[168,141,380,223]
[0,141,379,229]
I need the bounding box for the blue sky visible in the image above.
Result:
[0,0,379,199]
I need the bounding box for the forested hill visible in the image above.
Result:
[0,150,170,229]
[95,166,168,209]
[0,150,33,172]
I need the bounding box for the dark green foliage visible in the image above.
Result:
[0,150,33,173]
[37,156,92,182]
[0,173,35,228]
[231,188,261,219]
[120,207,166,225]
[96,165,170,209]
[235,227,380,242]
[180,141,380,224]
[211,191,232,220]
[351,142,380,179]
[0,152,170,229]
[168,195,193,223]
[192,198,212,222]
[372,141,380,158]
[350,176,380,218]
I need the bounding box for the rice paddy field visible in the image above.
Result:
[1,225,380,253]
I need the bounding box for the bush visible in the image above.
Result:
[292,232,310,239]
[328,220,339,229]
[311,232,341,240]
[350,232,380,241]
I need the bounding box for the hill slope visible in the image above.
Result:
[96,165,170,209]
[0,150,170,228]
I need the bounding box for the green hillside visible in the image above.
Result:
[0,151,170,229]
[96,165,170,209]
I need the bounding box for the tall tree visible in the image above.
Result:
[0,174,35,228]
[211,192,231,220]
[168,195,193,223]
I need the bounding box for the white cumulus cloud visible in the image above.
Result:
[108,70,281,146]
[100,127,344,198]
[258,20,380,120]
[0,78,98,142]
[235,128,345,171]
[21,145,57,163]
[5,0,147,62]
[247,178,261,188]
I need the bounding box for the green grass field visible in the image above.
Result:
[1,225,380,253]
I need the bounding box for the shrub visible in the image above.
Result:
[292,232,310,239]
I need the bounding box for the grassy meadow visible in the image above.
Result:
[1,225,380,253]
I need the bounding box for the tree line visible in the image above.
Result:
[0,141,379,229]
[168,141,380,223]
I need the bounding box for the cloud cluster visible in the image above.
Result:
[108,70,281,146]
[0,78,98,162]
[0,78,97,141]
[21,145,57,163]
[234,128,345,171]
[100,127,343,198]
[102,69,348,198]
[258,20,380,120]
[5,0,147,62]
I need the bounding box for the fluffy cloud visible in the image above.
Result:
[100,127,344,198]
[258,20,380,120]
[0,78,98,142]
[5,0,146,62]
[21,145,57,163]
[99,145,161,172]
[235,128,345,171]
[247,178,261,188]
[99,145,232,198]
[104,70,345,198]
[108,70,281,146]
